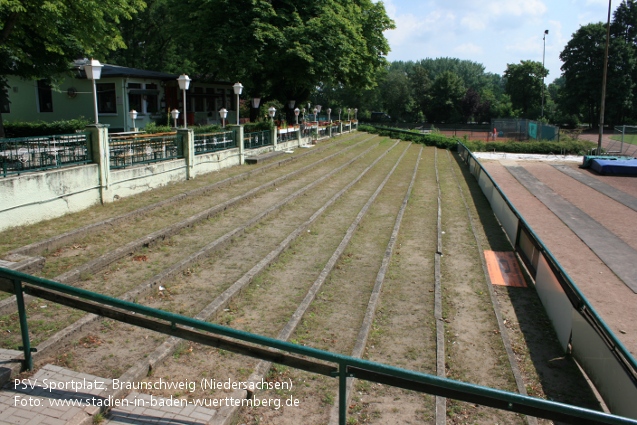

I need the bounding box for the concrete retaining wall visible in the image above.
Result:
[0,126,348,232]
[0,164,101,230]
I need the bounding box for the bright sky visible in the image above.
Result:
[382,0,613,83]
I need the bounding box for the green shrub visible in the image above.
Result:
[143,123,173,134]
[3,118,90,137]
[362,125,596,154]
[465,140,595,155]
[192,124,224,134]
[360,125,461,150]
[244,121,272,133]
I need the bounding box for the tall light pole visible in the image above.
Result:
[84,59,103,125]
[541,29,548,119]
[177,74,191,128]
[233,82,243,125]
[598,0,612,155]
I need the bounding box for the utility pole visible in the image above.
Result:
[597,0,612,155]
[541,29,548,119]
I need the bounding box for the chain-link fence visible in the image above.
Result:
[611,126,637,157]
[491,118,559,141]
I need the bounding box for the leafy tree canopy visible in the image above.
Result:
[0,0,145,78]
[0,0,146,136]
[109,0,394,116]
[503,60,547,118]
[560,22,634,126]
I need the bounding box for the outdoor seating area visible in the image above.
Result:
[0,133,90,177]
[108,132,180,169]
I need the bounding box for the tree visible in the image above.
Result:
[163,0,394,122]
[379,68,415,122]
[105,0,181,73]
[416,58,488,93]
[612,0,637,46]
[408,64,432,121]
[0,0,146,137]
[503,60,547,118]
[560,23,634,126]
[461,88,480,123]
[611,0,637,120]
[427,71,465,123]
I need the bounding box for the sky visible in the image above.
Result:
[382,0,614,83]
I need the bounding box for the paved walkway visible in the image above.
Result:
[103,393,216,425]
[0,365,218,425]
[506,165,637,293]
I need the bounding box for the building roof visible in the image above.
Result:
[72,60,232,85]
[72,59,178,81]
[99,64,179,80]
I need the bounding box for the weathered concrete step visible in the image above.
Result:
[244,150,286,164]
[0,254,45,274]
[0,349,22,390]
[103,392,217,425]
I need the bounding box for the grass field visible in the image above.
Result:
[610,132,637,145]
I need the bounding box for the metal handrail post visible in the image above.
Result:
[13,279,33,371]
[339,362,348,425]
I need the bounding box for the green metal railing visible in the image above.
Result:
[456,142,637,418]
[0,133,90,177]
[109,133,180,169]
[194,131,235,154]
[1,267,636,424]
[244,130,272,149]
[277,127,299,143]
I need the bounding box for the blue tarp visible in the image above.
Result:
[581,155,634,168]
[590,158,637,176]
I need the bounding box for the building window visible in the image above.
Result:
[97,83,117,113]
[206,88,216,112]
[146,83,158,113]
[37,80,53,112]
[128,83,159,114]
[194,87,205,112]
[128,83,142,113]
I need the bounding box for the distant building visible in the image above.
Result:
[2,60,235,131]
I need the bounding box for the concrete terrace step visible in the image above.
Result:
[103,392,216,425]
[0,349,22,389]
[0,365,218,425]
[244,150,286,164]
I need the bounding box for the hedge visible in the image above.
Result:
[3,118,90,138]
[359,125,596,155]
